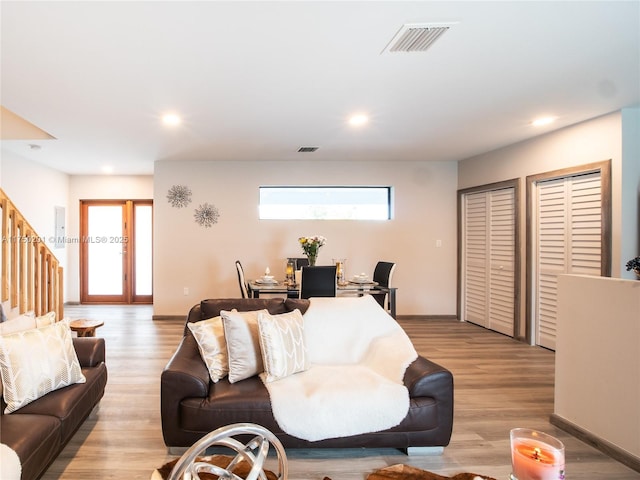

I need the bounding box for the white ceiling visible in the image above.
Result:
[1,1,639,176]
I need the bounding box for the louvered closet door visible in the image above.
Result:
[463,192,488,326]
[463,187,515,336]
[535,172,601,350]
[488,188,515,335]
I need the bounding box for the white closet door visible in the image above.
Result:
[463,187,515,336]
[535,172,601,349]
[464,192,488,326]
[488,188,516,336]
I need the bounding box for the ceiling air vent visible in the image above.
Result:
[297,146,319,153]
[382,23,456,54]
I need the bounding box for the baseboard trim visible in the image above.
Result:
[550,414,640,473]
[152,315,184,321]
[396,315,459,321]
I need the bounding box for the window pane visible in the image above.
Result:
[135,205,153,296]
[87,206,123,295]
[259,187,391,220]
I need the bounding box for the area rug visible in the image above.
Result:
[151,454,278,480]
[152,457,497,480]
[366,464,497,480]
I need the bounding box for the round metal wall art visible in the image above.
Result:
[166,184,192,208]
[194,202,220,228]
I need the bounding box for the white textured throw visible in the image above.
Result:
[0,443,21,480]
[262,295,417,441]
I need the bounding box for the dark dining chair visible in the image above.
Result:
[291,257,309,270]
[235,260,249,298]
[372,261,396,311]
[299,266,337,299]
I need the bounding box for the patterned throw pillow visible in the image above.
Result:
[221,309,267,384]
[35,311,56,328]
[187,316,229,383]
[0,319,86,413]
[258,309,308,382]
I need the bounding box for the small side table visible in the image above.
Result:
[69,319,104,337]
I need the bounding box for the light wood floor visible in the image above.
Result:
[40,305,640,480]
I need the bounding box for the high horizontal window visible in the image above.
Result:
[259,186,392,220]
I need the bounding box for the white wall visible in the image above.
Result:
[621,107,640,279]
[458,111,637,276]
[1,150,69,252]
[153,159,458,317]
[0,151,70,307]
[66,175,153,302]
[458,111,634,334]
[555,274,640,460]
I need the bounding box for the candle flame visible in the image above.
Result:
[532,447,541,461]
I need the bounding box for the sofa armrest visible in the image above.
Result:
[404,355,454,400]
[73,337,106,367]
[162,334,210,395]
[161,334,210,446]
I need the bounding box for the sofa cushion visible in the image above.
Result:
[258,310,308,382]
[283,298,310,314]
[180,376,283,434]
[201,298,288,320]
[0,413,60,480]
[0,320,86,413]
[14,364,107,444]
[187,316,229,383]
[221,309,267,383]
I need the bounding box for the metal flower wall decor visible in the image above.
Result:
[168,185,220,228]
[194,203,220,228]
[167,185,192,208]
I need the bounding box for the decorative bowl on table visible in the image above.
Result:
[256,275,278,284]
[349,274,372,284]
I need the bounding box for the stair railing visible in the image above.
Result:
[1,188,64,320]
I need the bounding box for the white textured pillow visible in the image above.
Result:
[221,309,267,383]
[258,309,308,382]
[187,316,228,383]
[0,319,86,413]
[0,311,36,336]
[35,311,56,328]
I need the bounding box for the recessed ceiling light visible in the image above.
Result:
[531,116,557,127]
[348,114,369,127]
[162,113,182,127]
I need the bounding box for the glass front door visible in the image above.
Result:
[80,200,153,304]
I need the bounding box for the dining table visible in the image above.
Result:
[247,280,397,319]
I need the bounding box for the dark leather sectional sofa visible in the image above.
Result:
[1,337,108,480]
[161,298,454,452]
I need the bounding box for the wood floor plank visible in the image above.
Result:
[37,305,640,479]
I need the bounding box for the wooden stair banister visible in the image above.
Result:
[1,188,64,320]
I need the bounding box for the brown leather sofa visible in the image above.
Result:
[161,298,454,451]
[1,337,108,480]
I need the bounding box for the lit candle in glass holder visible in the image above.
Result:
[510,428,565,480]
[285,260,295,283]
[333,258,346,284]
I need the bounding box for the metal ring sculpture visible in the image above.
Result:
[167,423,288,480]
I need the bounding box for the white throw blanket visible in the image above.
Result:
[262,295,417,441]
[0,444,21,480]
